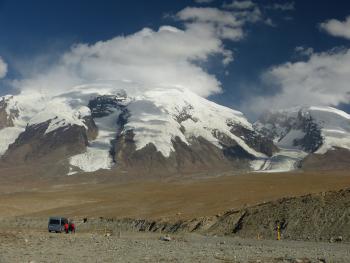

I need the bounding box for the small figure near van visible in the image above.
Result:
[69,221,75,233]
[64,222,69,234]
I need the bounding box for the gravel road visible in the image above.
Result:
[0,229,349,263]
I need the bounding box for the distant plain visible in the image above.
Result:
[0,167,349,220]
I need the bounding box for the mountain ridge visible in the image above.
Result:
[1,86,350,176]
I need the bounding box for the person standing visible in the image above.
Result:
[71,222,75,233]
[64,222,69,234]
[69,221,76,233]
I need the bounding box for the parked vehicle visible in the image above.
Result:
[48,217,68,233]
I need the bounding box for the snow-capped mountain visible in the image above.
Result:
[255,106,350,153]
[0,84,276,175]
[2,84,349,176]
[254,106,350,171]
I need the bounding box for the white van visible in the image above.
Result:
[48,217,68,233]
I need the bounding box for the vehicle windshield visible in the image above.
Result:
[49,219,60,225]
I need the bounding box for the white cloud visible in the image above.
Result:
[0,57,8,79]
[177,7,243,27]
[320,16,350,40]
[194,0,214,3]
[295,46,314,57]
[244,48,350,115]
[13,25,232,97]
[176,6,264,41]
[223,0,256,10]
[11,5,269,100]
[266,2,295,11]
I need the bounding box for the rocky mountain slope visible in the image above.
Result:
[0,84,276,175]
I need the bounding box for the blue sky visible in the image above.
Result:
[1,0,350,118]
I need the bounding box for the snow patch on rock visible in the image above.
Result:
[0,127,24,155]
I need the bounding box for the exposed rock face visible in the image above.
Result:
[2,122,89,164]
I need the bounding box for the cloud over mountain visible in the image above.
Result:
[11,4,268,98]
[13,25,229,97]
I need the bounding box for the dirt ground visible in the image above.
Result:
[0,227,349,263]
[0,170,349,220]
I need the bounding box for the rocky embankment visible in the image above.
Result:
[111,187,350,242]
